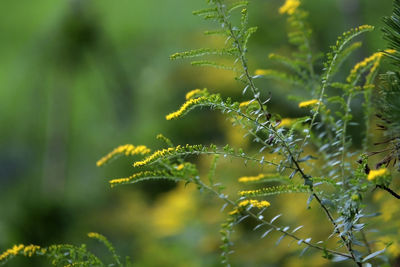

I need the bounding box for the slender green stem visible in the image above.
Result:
[341,93,353,184]
[146,150,295,170]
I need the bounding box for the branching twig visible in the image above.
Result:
[376,185,400,199]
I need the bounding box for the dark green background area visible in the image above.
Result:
[0,0,393,266]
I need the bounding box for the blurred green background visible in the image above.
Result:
[0,0,395,266]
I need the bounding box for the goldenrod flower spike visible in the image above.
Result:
[279,0,300,15]
[87,232,102,239]
[23,245,41,257]
[97,144,151,167]
[185,89,202,100]
[134,147,177,167]
[0,244,25,261]
[367,168,389,181]
[254,69,273,76]
[238,199,271,209]
[238,174,266,183]
[109,171,166,188]
[347,49,396,83]
[165,96,208,120]
[298,99,320,108]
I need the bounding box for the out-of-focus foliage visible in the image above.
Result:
[0,0,398,266]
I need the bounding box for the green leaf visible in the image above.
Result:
[170,48,238,60]
[227,1,248,13]
[362,249,386,263]
[191,60,236,70]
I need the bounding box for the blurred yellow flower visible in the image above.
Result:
[367,168,388,181]
[239,100,251,107]
[298,99,319,108]
[254,69,273,76]
[152,184,196,236]
[279,0,300,15]
[238,174,265,183]
[377,237,400,257]
[0,244,24,261]
[278,118,295,128]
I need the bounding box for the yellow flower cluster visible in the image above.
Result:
[109,177,130,187]
[134,147,178,167]
[23,245,42,257]
[278,118,295,128]
[0,244,24,261]
[298,99,319,108]
[254,69,274,76]
[176,164,185,171]
[96,145,151,167]
[87,232,103,240]
[347,49,396,82]
[185,89,203,100]
[0,244,44,261]
[109,171,160,187]
[238,199,271,208]
[239,185,309,196]
[229,208,239,215]
[357,25,374,31]
[367,168,389,181]
[165,97,208,120]
[239,189,262,196]
[238,174,266,183]
[239,100,251,107]
[279,0,300,15]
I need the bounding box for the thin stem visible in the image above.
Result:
[147,150,295,170]
[376,185,400,199]
[341,93,353,184]
[360,229,372,254]
[296,35,358,161]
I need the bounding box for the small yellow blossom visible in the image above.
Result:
[367,168,388,181]
[298,99,320,108]
[0,244,24,261]
[238,199,271,209]
[350,194,359,201]
[229,208,239,215]
[166,97,208,120]
[279,0,300,15]
[239,100,252,107]
[176,164,185,171]
[255,69,274,76]
[97,145,151,167]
